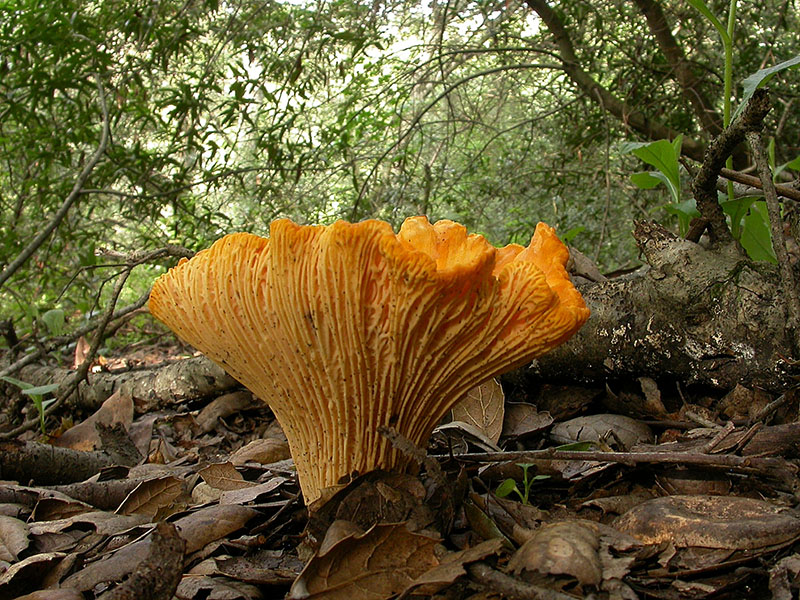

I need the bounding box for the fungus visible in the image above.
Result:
[149,217,589,503]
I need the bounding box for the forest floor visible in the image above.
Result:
[2,333,800,600]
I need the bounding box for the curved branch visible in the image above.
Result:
[524,0,706,161]
[633,0,723,136]
[691,89,771,245]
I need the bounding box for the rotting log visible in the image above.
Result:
[15,355,237,414]
[528,220,799,392]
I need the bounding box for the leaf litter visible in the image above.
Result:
[2,350,800,599]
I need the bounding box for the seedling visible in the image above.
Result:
[495,463,548,506]
[1,376,59,435]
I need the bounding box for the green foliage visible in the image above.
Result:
[622,136,683,205]
[734,54,800,120]
[0,376,59,435]
[625,135,776,261]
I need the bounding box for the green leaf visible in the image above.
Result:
[733,54,800,120]
[686,0,729,45]
[41,309,65,336]
[740,202,777,263]
[776,154,800,178]
[562,226,584,243]
[21,383,59,397]
[720,195,760,239]
[630,172,663,190]
[495,479,519,498]
[622,137,682,204]
[664,199,700,237]
[0,375,33,390]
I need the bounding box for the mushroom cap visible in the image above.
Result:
[149,216,589,503]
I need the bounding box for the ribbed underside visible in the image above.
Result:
[149,218,589,503]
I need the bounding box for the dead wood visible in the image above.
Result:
[13,355,237,415]
[97,521,185,600]
[525,220,799,392]
[0,439,116,485]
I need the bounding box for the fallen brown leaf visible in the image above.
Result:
[116,476,184,518]
[290,521,441,599]
[451,379,505,444]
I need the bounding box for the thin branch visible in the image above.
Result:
[0,291,149,380]
[0,75,110,290]
[720,167,800,202]
[747,129,800,354]
[350,62,560,219]
[447,448,793,483]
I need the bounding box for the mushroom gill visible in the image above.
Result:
[149,216,589,503]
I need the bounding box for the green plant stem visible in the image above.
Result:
[724,0,737,202]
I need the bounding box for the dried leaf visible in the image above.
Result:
[199,462,254,491]
[550,414,654,448]
[289,522,440,599]
[214,550,305,585]
[450,379,504,444]
[16,590,84,600]
[508,520,602,586]
[176,574,262,600]
[230,438,291,466]
[53,390,133,452]
[73,336,91,370]
[173,504,259,554]
[637,377,667,416]
[28,511,150,537]
[219,478,286,505]
[196,391,260,433]
[116,476,184,518]
[615,495,800,549]
[435,421,501,452]
[407,538,504,594]
[0,515,29,561]
[502,402,553,438]
[0,552,66,597]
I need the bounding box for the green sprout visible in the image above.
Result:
[1,376,59,435]
[495,463,548,506]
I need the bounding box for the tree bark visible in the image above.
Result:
[528,221,799,392]
[14,356,237,414]
[633,0,723,136]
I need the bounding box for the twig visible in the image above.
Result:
[746,129,800,354]
[0,292,149,379]
[446,448,794,482]
[349,62,560,219]
[42,266,133,425]
[720,167,800,202]
[0,290,150,440]
[690,88,771,246]
[0,244,190,440]
[0,75,110,290]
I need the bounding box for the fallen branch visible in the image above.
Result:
[720,167,800,202]
[448,448,795,486]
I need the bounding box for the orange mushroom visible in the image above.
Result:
[149,217,589,503]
